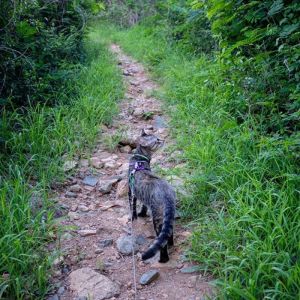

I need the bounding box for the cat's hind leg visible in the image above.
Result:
[168,233,174,247]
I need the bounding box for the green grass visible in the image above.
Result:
[0,26,123,299]
[96,22,300,299]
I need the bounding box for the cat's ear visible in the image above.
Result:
[141,129,147,137]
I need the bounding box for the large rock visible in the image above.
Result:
[69,267,119,300]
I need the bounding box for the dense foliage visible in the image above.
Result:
[0,1,124,299]
[0,0,103,108]
[102,0,300,299]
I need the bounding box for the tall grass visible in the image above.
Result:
[0,27,123,299]
[96,22,300,299]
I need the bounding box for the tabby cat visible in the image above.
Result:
[128,130,176,263]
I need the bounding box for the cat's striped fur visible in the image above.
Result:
[128,131,176,262]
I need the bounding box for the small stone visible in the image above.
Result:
[63,160,77,172]
[180,266,199,274]
[57,286,65,295]
[78,229,97,237]
[98,178,118,194]
[91,157,104,169]
[133,107,144,117]
[65,191,76,198]
[69,267,120,300]
[98,239,113,248]
[95,248,103,254]
[53,256,63,267]
[47,295,59,300]
[80,159,89,167]
[68,212,80,221]
[70,204,78,212]
[104,161,119,169]
[78,205,90,212]
[139,270,160,285]
[82,176,99,187]
[116,235,138,255]
[120,145,132,153]
[70,184,81,192]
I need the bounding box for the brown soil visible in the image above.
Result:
[48,44,214,300]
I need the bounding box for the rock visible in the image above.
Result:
[63,160,77,172]
[116,179,128,199]
[82,176,99,187]
[78,229,97,237]
[98,239,113,248]
[53,256,63,267]
[68,212,80,221]
[153,115,168,129]
[47,295,59,300]
[80,159,89,167]
[98,178,118,194]
[139,270,160,285]
[65,191,77,198]
[95,248,103,254]
[135,234,147,246]
[78,205,90,212]
[70,184,81,192]
[180,265,199,274]
[90,157,104,169]
[69,267,120,300]
[120,145,132,153]
[116,235,138,255]
[133,107,144,117]
[104,161,120,169]
[117,163,129,175]
[70,204,78,212]
[57,286,65,295]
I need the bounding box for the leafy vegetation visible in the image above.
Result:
[0,14,123,300]
[99,0,300,298]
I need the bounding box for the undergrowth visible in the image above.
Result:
[0,27,123,299]
[97,22,300,299]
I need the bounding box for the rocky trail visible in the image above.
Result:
[48,44,214,300]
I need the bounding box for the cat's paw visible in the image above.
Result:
[131,213,138,221]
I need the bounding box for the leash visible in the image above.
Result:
[129,171,137,300]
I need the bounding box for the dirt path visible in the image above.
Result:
[48,44,213,300]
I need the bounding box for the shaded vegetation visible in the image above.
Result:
[0,1,123,298]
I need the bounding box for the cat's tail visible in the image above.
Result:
[141,196,175,261]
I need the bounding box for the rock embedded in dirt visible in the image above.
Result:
[98,239,114,248]
[78,229,97,237]
[78,205,90,212]
[153,115,168,129]
[63,160,77,172]
[98,178,118,194]
[90,157,104,169]
[68,212,80,221]
[70,184,81,192]
[69,267,120,300]
[65,191,77,198]
[116,235,138,255]
[139,270,160,285]
[82,176,99,187]
[180,265,199,274]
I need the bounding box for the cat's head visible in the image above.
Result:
[137,129,164,152]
